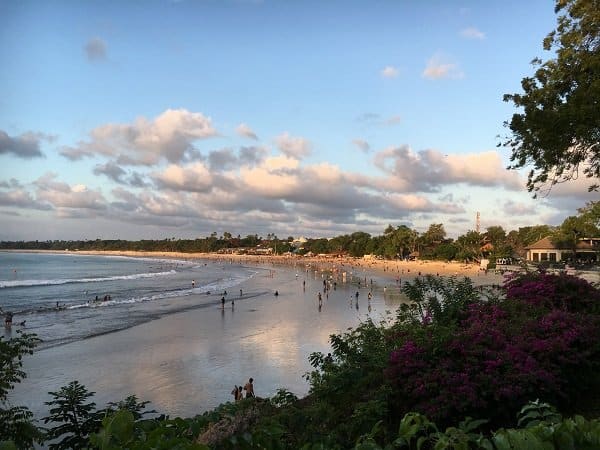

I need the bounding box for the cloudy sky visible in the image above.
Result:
[0,0,596,241]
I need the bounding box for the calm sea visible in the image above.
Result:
[0,252,255,349]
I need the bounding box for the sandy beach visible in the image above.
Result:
[8,251,504,421]
[67,250,505,287]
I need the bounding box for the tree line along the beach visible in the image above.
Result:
[2,272,600,449]
[2,201,598,265]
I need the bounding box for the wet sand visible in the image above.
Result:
[10,258,408,419]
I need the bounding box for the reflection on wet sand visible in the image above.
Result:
[11,261,403,419]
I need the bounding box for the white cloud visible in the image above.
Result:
[35,173,106,210]
[381,66,399,78]
[60,109,217,165]
[372,146,523,192]
[152,162,213,192]
[274,132,312,159]
[236,123,258,140]
[423,54,464,80]
[460,27,485,40]
[240,157,301,198]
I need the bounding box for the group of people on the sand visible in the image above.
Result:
[231,377,255,401]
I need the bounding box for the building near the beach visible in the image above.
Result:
[525,237,600,263]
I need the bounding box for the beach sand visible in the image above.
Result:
[10,252,503,420]
[69,250,505,287]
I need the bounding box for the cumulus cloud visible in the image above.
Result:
[84,37,107,61]
[274,132,312,159]
[372,146,522,192]
[34,173,106,210]
[0,130,52,159]
[208,148,237,171]
[236,123,258,140]
[93,162,151,187]
[385,193,465,214]
[128,172,149,187]
[0,188,52,210]
[352,139,370,152]
[0,178,22,189]
[460,27,485,40]
[93,161,127,183]
[381,66,399,78]
[152,162,213,193]
[239,146,268,167]
[60,109,217,165]
[423,54,464,80]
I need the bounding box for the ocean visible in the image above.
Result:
[0,252,257,349]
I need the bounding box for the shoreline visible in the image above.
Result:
[8,251,406,418]
[2,249,504,286]
[80,250,506,287]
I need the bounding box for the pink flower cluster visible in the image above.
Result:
[386,272,600,426]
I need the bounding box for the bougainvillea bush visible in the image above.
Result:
[504,271,600,313]
[386,272,600,428]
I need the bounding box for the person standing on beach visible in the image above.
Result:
[244,378,255,398]
[221,296,225,309]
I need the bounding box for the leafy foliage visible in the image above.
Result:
[0,331,42,449]
[43,381,102,450]
[503,0,600,194]
[504,270,600,313]
[0,332,39,402]
[387,273,600,427]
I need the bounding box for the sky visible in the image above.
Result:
[0,0,596,241]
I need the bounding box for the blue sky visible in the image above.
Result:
[0,0,596,240]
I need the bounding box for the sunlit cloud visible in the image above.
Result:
[236,123,258,140]
[372,146,522,192]
[460,27,485,40]
[60,109,217,165]
[34,173,106,210]
[381,66,399,78]
[423,53,464,80]
[274,132,312,159]
[152,162,213,193]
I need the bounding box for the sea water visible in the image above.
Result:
[0,252,255,349]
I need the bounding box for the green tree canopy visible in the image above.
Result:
[422,223,446,246]
[503,0,600,195]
